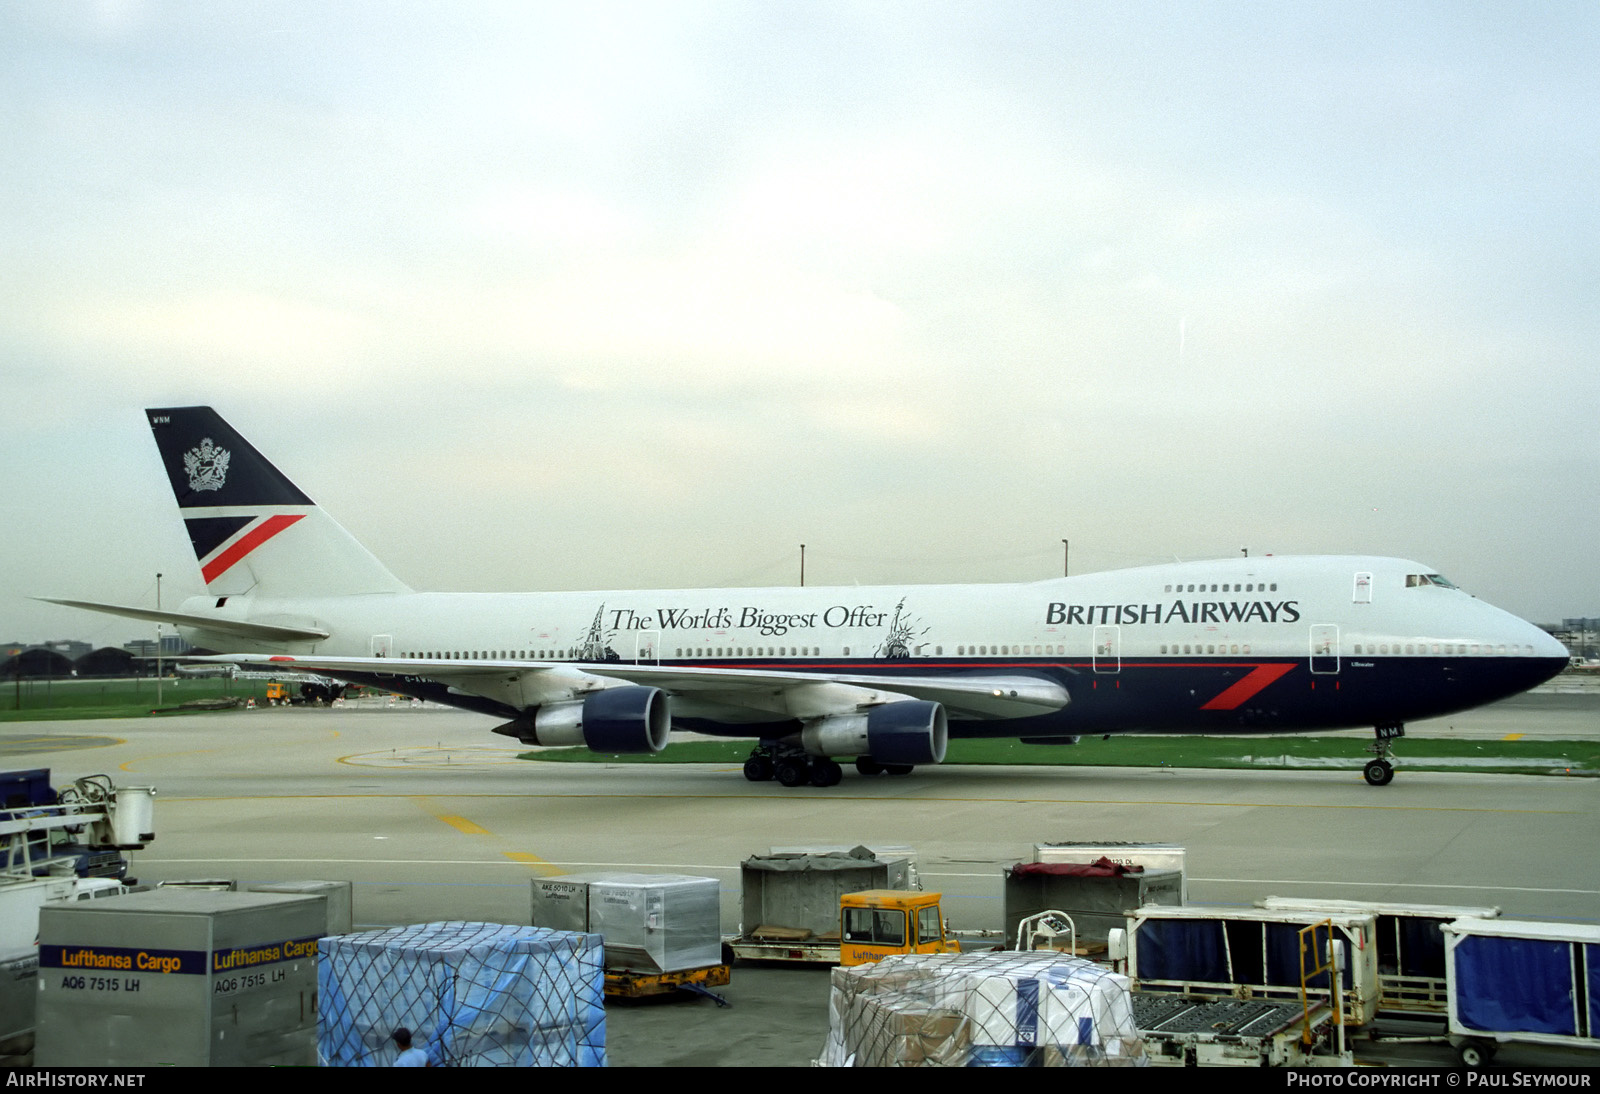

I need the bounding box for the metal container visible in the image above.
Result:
[531,873,721,974]
[1005,864,1183,947]
[249,880,354,936]
[34,888,323,1067]
[1033,843,1188,903]
[740,847,915,939]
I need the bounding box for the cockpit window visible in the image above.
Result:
[1406,573,1460,589]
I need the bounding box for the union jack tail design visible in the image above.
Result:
[146,407,409,598]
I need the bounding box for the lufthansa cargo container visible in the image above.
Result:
[34,888,324,1067]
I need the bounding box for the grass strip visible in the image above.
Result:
[520,734,1600,776]
[0,677,287,720]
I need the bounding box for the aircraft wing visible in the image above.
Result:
[191,654,1070,722]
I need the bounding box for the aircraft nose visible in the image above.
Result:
[1524,624,1571,686]
[1534,629,1570,660]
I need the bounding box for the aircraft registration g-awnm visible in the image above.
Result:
[46,407,1569,788]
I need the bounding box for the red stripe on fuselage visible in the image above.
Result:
[1200,662,1297,710]
[200,514,304,584]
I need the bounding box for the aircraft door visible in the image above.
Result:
[634,630,661,665]
[371,634,392,658]
[1310,625,1339,674]
[1093,626,1121,674]
[1353,572,1373,604]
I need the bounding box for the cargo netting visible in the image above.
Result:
[819,952,1148,1067]
[318,920,605,1066]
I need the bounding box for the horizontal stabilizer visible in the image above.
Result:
[35,598,330,643]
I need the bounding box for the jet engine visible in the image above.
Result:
[510,686,671,754]
[799,699,948,766]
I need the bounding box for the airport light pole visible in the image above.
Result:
[155,573,162,708]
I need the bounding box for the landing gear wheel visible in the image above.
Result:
[1361,724,1402,786]
[855,757,884,777]
[743,755,774,782]
[775,756,811,788]
[884,764,914,776]
[809,759,843,787]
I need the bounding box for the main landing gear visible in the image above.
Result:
[1362,724,1404,786]
[743,743,842,787]
[742,744,913,788]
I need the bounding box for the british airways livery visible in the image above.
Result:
[46,407,1569,788]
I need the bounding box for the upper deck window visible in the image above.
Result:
[1406,573,1460,589]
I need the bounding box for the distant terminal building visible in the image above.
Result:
[2,634,190,679]
[121,634,193,658]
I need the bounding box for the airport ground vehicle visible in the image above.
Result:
[0,771,153,1051]
[839,890,961,967]
[726,847,919,964]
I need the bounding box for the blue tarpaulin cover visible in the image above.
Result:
[1454,934,1577,1037]
[318,920,606,1066]
[1135,919,1229,983]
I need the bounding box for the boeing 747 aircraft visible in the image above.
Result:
[44,407,1569,787]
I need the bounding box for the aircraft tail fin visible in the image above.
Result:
[146,407,410,598]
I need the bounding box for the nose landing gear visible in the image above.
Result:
[1362,724,1403,786]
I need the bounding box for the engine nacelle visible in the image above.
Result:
[525,686,671,754]
[800,700,947,765]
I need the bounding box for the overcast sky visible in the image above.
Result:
[4,0,1596,648]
